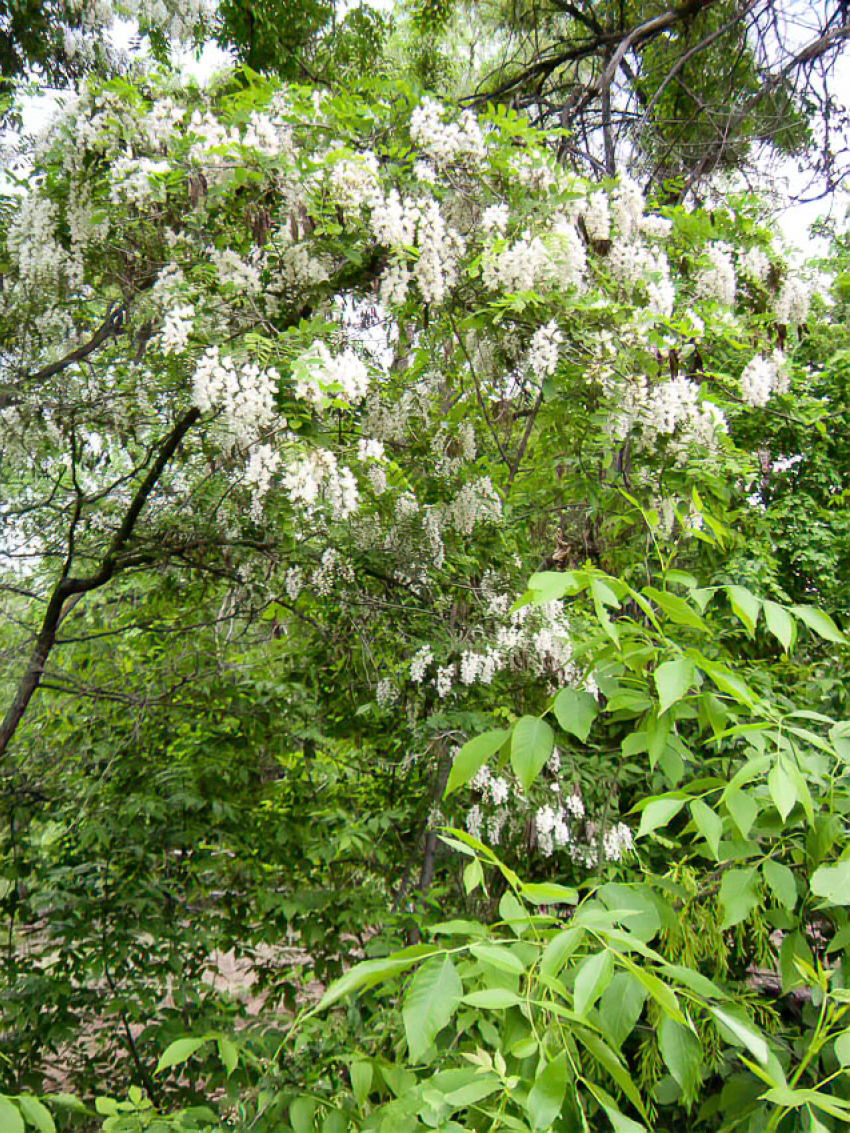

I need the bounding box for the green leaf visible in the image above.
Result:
[724,787,758,838]
[16,1098,53,1133]
[654,657,695,714]
[217,1037,238,1078]
[791,605,845,643]
[811,860,850,905]
[726,586,760,636]
[444,730,510,796]
[768,762,797,822]
[540,928,583,978]
[834,1030,850,1066]
[317,946,437,1010]
[510,716,555,790]
[469,942,526,974]
[636,797,684,839]
[710,1007,768,1064]
[690,799,722,859]
[643,586,707,632]
[553,687,598,743]
[762,860,796,910]
[526,1054,568,1131]
[0,1098,24,1133]
[289,1096,317,1133]
[763,601,795,652]
[658,1017,702,1098]
[155,1037,209,1074]
[586,1084,647,1133]
[350,1060,373,1109]
[719,868,759,928]
[599,973,647,1047]
[403,954,463,1061]
[573,950,614,1016]
[519,882,578,905]
[462,988,524,1008]
[524,571,586,604]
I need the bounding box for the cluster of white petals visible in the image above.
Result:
[281,449,359,518]
[192,347,278,446]
[409,98,486,167]
[740,351,789,407]
[696,243,737,306]
[293,342,371,408]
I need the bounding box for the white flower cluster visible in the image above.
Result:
[482,221,585,295]
[7,195,70,291]
[696,243,737,306]
[739,246,771,283]
[525,320,563,378]
[582,191,610,241]
[409,98,486,167]
[740,351,789,407]
[446,477,502,535]
[612,374,728,453]
[292,342,371,408]
[328,152,380,216]
[372,192,465,306]
[610,175,645,237]
[607,242,674,316]
[281,449,359,518]
[160,304,194,354]
[410,645,434,683]
[776,274,811,326]
[110,155,170,205]
[481,203,509,235]
[210,247,263,294]
[244,443,281,519]
[192,347,278,446]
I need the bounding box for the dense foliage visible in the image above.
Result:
[0,5,848,1133]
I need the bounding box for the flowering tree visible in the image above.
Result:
[3,60,849,1131]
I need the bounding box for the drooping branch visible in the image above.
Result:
[0,406,200,760]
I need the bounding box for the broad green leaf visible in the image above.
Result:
[791,605,846,643]
[658,1017,702,1098]
[444,729,509,796]
[834,1030,850,1066]
[17,1098,53,1133]
[726,585,760,636]
[526,1054,568,1131]
[690,799,722,859]
[155,1037,209,1074]
[577,1030,647,1115]
[524,570,586,604]
[703,662,757,707]
[586,1084,647,1133]
[403,954,463,1061]
[599,973,647,1047]
[317,946,437,1010]
[762,860,796,910]
[829,721,850,763]
[763,601,795,652]
[654,657,695,714]
[462,988,524,1008]
[811,860,850,905]
[719,868,759,928]
[217,1037,238,1078]
[643,586,707,632]
[510,716,555,790]
[636,797,684,838]
[768,762,797,822]
[519,882,578,905]
[540,928,583,978]
[0,1098,24,1133]
[553,687,598,743]
[350,1060,373,1109]
[619,958,682,1021]
[724,787,758,839]
[573,949,614,1016]
[710,1007,768,1064]
[470,943,527,974]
